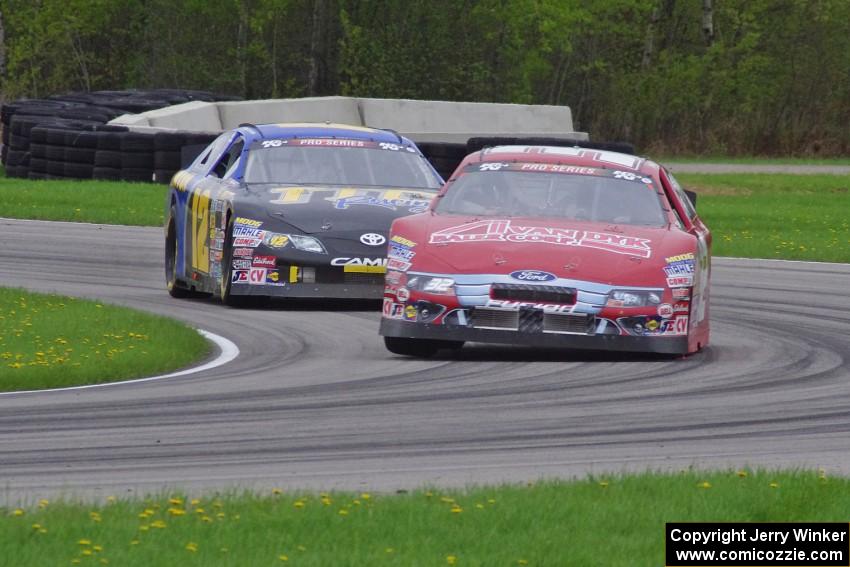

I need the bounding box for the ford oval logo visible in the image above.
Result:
[510,270,556,282]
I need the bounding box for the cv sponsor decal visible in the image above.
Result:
[430,220,652,258]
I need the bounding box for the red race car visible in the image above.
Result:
[379,144,710,357]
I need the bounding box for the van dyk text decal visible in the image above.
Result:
[430,220,653,258]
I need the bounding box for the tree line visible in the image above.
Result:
[1,0,848,156]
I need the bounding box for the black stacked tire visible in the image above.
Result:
[120,132,155,182]
[417,142,468,180]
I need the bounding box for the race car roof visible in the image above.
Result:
[475,145,660,175]
[237,122,413,146]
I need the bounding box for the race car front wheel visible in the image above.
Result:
[165,207,190,298]
[384,336,464,358]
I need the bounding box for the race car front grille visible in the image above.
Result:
[490,283,576,305]
[470,308,520,330]
[542,312,594,335]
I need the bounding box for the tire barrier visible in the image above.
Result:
[1,89,238,182]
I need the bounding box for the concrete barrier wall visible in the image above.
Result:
[110,96,588,141]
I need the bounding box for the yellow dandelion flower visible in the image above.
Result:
[360,492,371,500]
[272,488,283,495]
[168,497,183,506]
[220,548,229,553]
[89,511,102,522]
[440,496,454,504]
[447,555,458,565]
[294,501,305,509]
[201,516,212,523]
[99,560,108,565]
[736,470,748,478]
[13,508,24,516]
[451,505,463,514]
[150,520,166,529]
[139,525,150,531]
[72,560,81,565]
[39,528,47,534]
[487,498,496,504]
[338,509,349,516]
[78,539,92,546]
[518,561,529,566]
[698,481,712,489]
[185,542,198,552]
[475,503,484,509]
[194,507,205,514]
[279,554,289,562]
[130,540,140,546]
[190,498,201,506]
[321,496,332,506]
[770,482,779,488]
[38,499,49,508]
[385,547,395,553]
[297,545,307,552]
[106,496,116,504]
[167,508,186,516]
[93,545,103,552]
[425,491,434,498]
[216,512,225,519]
[598,481,609,488]
[82,550,93,556]
[31,523,42,530]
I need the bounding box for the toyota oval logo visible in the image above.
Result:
[360,233,386,246]
[510,269,556,282]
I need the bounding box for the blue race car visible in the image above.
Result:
[165,123,443,304]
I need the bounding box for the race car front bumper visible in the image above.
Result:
[233,281,384,300]
[379,318,689,354]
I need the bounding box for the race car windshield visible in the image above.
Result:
[244,144,442,189]
[435,170,667,226]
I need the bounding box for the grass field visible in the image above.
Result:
[0,170,166,226]
[1,470,840,566]
[677,173,850,262]
[1,168,849,263]
[0,288,209,391]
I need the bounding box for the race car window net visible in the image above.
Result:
[243,141,442,189]
[435,165,667,226]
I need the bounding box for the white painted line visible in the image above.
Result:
[0,330,239,396]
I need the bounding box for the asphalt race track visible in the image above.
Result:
[2,218,850,503]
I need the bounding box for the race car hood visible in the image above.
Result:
[397,213,697,286]
[242,183,437,234]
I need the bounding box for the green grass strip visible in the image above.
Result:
[661,156,850,165]
[678,173,850,262]
[0,288,209,391]
[2,169,849,262]
[0,470,840,566]
[0,171,166,226]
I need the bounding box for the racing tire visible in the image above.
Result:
[383,336,464,358]
[165,206,191,298]
[94,150,122,168]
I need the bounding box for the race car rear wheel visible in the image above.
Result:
[384,336,464,358]
[165,206,191,298]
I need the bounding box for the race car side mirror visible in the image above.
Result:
[684,189,697,209]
